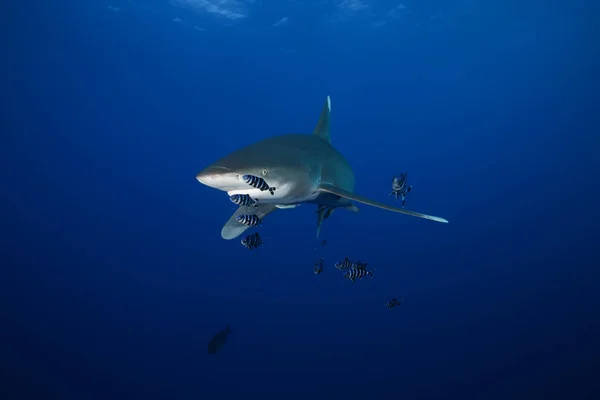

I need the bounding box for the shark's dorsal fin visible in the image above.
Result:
[313,95,332,144]
[317,183,449,224]
[221,204,278,240]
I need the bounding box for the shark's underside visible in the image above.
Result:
[196,96,448,240]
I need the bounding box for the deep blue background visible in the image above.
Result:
[2,1,599,399]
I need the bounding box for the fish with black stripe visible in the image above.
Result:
[242,174,277,195]
[230,194,257,207]
[236,214,261,227]
[390,172,412,207]
[344,266,374,282]
[334,257,353,271]
[386,297,403,309]
[241,232,263,250]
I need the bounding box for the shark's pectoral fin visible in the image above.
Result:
[221,204,278,240]
[317,183,448,224]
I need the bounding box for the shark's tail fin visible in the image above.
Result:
[225,324,232,334]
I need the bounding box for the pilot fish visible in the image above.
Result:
[230,194,256,207]
[344,266,374,282]
[390,172,412,207]
[236,214,261,227]
[335,257,353,271]
[241,232,263,250]
[242,174,277,195]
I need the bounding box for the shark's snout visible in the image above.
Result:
[196,165,242,191]
[196,165,228,183]
[196,165,231,185]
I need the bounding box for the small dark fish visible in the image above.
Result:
[242,174,277,195]
[352,261,368,271]
[390,172,412,207]
[241,232,263,250]
[386,297,403,309]
[236,214,261,227]
[335,257,353,271]
[344,266,374,282]
[314,258,324,274]
[230,194,256,207]
[208,324,232,355]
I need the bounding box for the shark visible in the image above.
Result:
[195,96,448,240]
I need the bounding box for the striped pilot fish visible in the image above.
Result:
[242,174,277,195]
[344,266,374,282]
[334,257,353,271]
[390,172,412,207]
[236,214,261,227]
[241,232,263,250]
[229,194,257,207]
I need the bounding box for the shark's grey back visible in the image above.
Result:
[277,134,355,193]
[212,133,355,193]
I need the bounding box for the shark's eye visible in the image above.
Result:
[261,168,268,176]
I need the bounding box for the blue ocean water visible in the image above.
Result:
[2,0,599,399]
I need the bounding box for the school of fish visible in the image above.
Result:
[230,175,414,307]
[206,173,415,354]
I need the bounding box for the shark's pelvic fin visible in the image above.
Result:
[221,204,278,240]
[315,205,332,238]
[316,207,325,238]
[313,95,332,144]
[317,183,449,224]
[344,203,359,212]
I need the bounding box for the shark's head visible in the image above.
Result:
[196,142,276,192]
[196,137,321,203]
[195,164,247,192]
